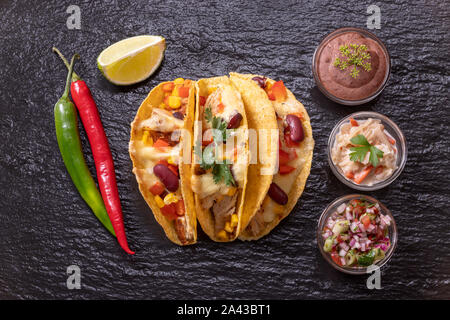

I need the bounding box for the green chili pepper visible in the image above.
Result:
[54,54,115,236]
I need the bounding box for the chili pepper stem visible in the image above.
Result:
[61,54,80,99]
[53,47,81,82]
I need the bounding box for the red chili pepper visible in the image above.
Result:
[53,48,134,255]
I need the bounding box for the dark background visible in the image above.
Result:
[0,0,449,299]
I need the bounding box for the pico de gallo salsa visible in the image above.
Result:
[322,198,391,268]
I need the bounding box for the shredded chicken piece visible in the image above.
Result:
[212,194,237,233]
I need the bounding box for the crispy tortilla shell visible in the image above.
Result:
[129,80,197,245]
[231,73,314,240]
[192,76,248,242]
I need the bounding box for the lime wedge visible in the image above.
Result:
[97,35,165,85]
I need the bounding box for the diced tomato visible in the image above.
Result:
[199,96,206,106]
[267,90,276,101]
[175,199,185,216]
[279,149,291,165]
[353,165,373,184]
[353,206,363,218]
[178,86,190,98]
[160,203,178,221]
[168,164,179,177]
[217,103,225,113]
[271,81,287,101]
[361,215,371,229]
[162,82,175,92]
[350,118,359,127]
[279,165,295,175]
[349,199,362,207]
[202,130,213,146]
[149,181,165,196]
[331,253,343,266]
[153,138,170,150]
[284,133,299,148]
[337,235,344,243]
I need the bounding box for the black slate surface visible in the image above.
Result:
[0,0,449,299]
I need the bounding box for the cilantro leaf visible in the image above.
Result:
[212,163,236,187]
[204,107,228,142]
[349,134,384,167]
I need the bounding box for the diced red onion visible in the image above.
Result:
[361,242,366,252]
[337,203,346,214]
[346,211,353,220]
[340,257,346,266]
[367,224,375,232]
[339,249,347,257]
[349,238,356,247]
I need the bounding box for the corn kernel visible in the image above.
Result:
[230,214,238,228]
[155,195,165,208]
[171,86,179,97]
[142,130,149,144]
[168,96,181,109]
[226,187,237,197]
[159,103,166,109]
[164,193,179,205]
[217,230,228,240]
[174,78,184,85]
[224,222,233,233]
[208,86,217,95]
[265,81,273,90]
[167,156,176,165]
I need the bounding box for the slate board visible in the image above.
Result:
[0,0,449,299]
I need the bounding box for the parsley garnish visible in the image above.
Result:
[205,107,228,142]
[195,108,236,186]
[349,134,384,167]
[333,44,372,79]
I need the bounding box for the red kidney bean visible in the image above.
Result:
[153,164,179,192]
[252,76,266,88]
[285,114,304,143]
[173,111,184,120]
[268,182,288,205]
[227,112,243,129]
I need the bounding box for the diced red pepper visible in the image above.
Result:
[168,164,179,177]
[199,96,206,106]
[267,90,276,101]
[350,118,359,127]
[163,95,170,106]
[271,81,287,101]
[156,159,169,167]
[160,203,178,221]
[345,171,355,179]
[175,199,185,216]
[279,165,295,175]
[149,181,165,196]
[217,103,225,113]
[279,149,291,165]
[178,86,190,98]
[354,165,373,184]
[162,82,175,92]
[153,138,170,150]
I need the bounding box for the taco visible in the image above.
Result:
[191,76,249,242]
[230,73,314,240]
[129,78,196,245]
[228,75,278,234]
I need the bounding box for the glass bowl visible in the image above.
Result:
[312,27,391,106]
[327,111,407,191]
[317,194,397,275]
